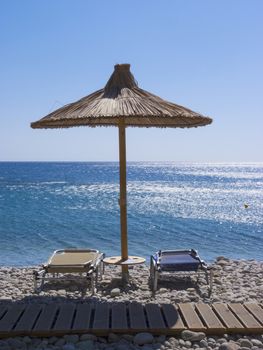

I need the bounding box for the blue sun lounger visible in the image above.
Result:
[150,249,213,292]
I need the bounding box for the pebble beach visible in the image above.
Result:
[0,257,263,350]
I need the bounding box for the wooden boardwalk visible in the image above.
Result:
[0,302,262,338]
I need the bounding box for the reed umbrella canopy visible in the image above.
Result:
[31,64,212,278]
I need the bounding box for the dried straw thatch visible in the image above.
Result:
[31,64,212,129]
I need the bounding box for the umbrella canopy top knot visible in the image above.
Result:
[31,64,212,129]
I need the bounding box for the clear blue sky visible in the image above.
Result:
[0,0,262,162]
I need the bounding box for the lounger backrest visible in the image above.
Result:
[46,250,100,267]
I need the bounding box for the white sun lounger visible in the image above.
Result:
[33,249,105,294]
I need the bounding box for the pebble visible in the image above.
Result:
[62,344,76,350]
[157,335,166,343]
[22,336,31,344]
[185,340,192,348]
[64,335,79,344]
[200,339,208,347]
[79,334,97,341]
[134,333,154,345]
[121,334,134,342]
[239,339,252,348]
[7,338,24,348]
[117,345,130,350]
[108,333,120,343]
[251,339,263,347]
[219,342,240,350]
[55,338,66,347]
[159,288,168,294]
[181,330,206,341]
[48,336,59,344]
[110,288,121,297]
[179,339,185,346]
[76,340,94,349]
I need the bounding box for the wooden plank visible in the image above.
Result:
[178,303,206,331]
[145,304,166,329]
[161,304,185,330]
[33,304,58,332]
[0,304,25,332]
[111,303,128,330]
[244,303,263,325]
[15,304,42,331]
[228,304,261,330]
[196,303,225,331]
[72,304,93,331]
[129,303,147,330]
[0,306,8,320]
[212,304,244,331]
[53,304,76,331]
[93,303,109,330]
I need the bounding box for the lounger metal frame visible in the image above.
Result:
[150,249,213,293]
[33,249,105,294]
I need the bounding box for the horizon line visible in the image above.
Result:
[1,160,263,164]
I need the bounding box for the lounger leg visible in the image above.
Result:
[95,268,99,286]
[34,271,46,293]
[150,261,153,280]
[91,273,95,295]
[100,261,103,279]
[153,271,158,292]
[33,274,38,292]
[209,268,213,293]
[150,256,158,292]
[149,260,153,288]
[205,270,209,285]
[197,270,201,284]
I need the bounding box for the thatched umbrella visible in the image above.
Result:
[31,64,212,279]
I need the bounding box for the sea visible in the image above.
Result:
[0,162,262,266]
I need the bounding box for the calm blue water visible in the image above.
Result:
[0,162,262,266]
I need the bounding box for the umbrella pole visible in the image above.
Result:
[118,122,129,281]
